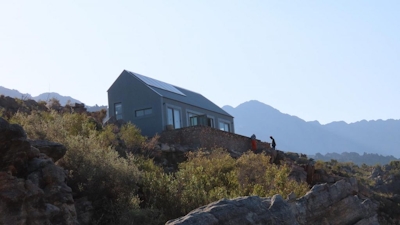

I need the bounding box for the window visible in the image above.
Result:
[135,108,152,117]
[189,113,214,127]
[167,107,181,129]
[219,121,230,132]
[188,112,198,126]
[114,103,123,120]
[207,118,214,128]
[190,117,198,126]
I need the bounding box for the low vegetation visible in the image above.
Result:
[2,101,310,225]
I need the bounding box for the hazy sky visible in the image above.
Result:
[1,1,399,124]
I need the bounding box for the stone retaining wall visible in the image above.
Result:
[159,126,271,155]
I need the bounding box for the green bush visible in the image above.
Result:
[235,151,309,198]
[140,149,310,221]
[119,122,146,152]
[175,149,237,214]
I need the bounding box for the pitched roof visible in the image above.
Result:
[126,70,232,117]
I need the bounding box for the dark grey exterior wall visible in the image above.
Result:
[108,71,163,137]
[108,70,235,137]
[162,98,235,133]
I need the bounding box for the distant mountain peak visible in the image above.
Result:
[225,99,400,159]
[307,120,321,126]
[33,92,82,106]
[236,100,278,111]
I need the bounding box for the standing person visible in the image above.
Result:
[250,134,257,152]
[270,136,276,150]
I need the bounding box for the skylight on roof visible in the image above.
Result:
[130,72,186,96]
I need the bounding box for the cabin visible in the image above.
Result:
[107,70,234,137]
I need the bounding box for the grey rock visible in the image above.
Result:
[287,192,297,202]
[370,166,383,178]
[28,139,67,162]
[161,143,171,151]
[167,179,378,225]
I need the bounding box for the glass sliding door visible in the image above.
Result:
[167,107,181,129]
[173,110,181,128]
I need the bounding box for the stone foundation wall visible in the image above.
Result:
[159,126,271,155]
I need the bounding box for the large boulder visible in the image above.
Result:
[0,117,78,225]
[167,195,298,225]
[293,178,377,225]
[166,178,379,225]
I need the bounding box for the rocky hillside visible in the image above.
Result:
[1,96,400,225]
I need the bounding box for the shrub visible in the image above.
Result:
[388,160,400,177]
[235,151,309,198]
[64,135,141,224]
[175,148,237,214]
[119,122,146,152]
[96,124,119,149]
[141,149,310,221]
[314,160,326,170]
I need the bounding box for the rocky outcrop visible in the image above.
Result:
[166,178,378,225]
[0,95,48,118]
[293,178,377,225]
[0,117,78,224]
[28,139,67,162]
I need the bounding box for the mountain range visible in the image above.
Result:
[0,86,106,112]
[222,100,400,158]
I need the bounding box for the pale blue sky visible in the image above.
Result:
[1,1,399,124]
